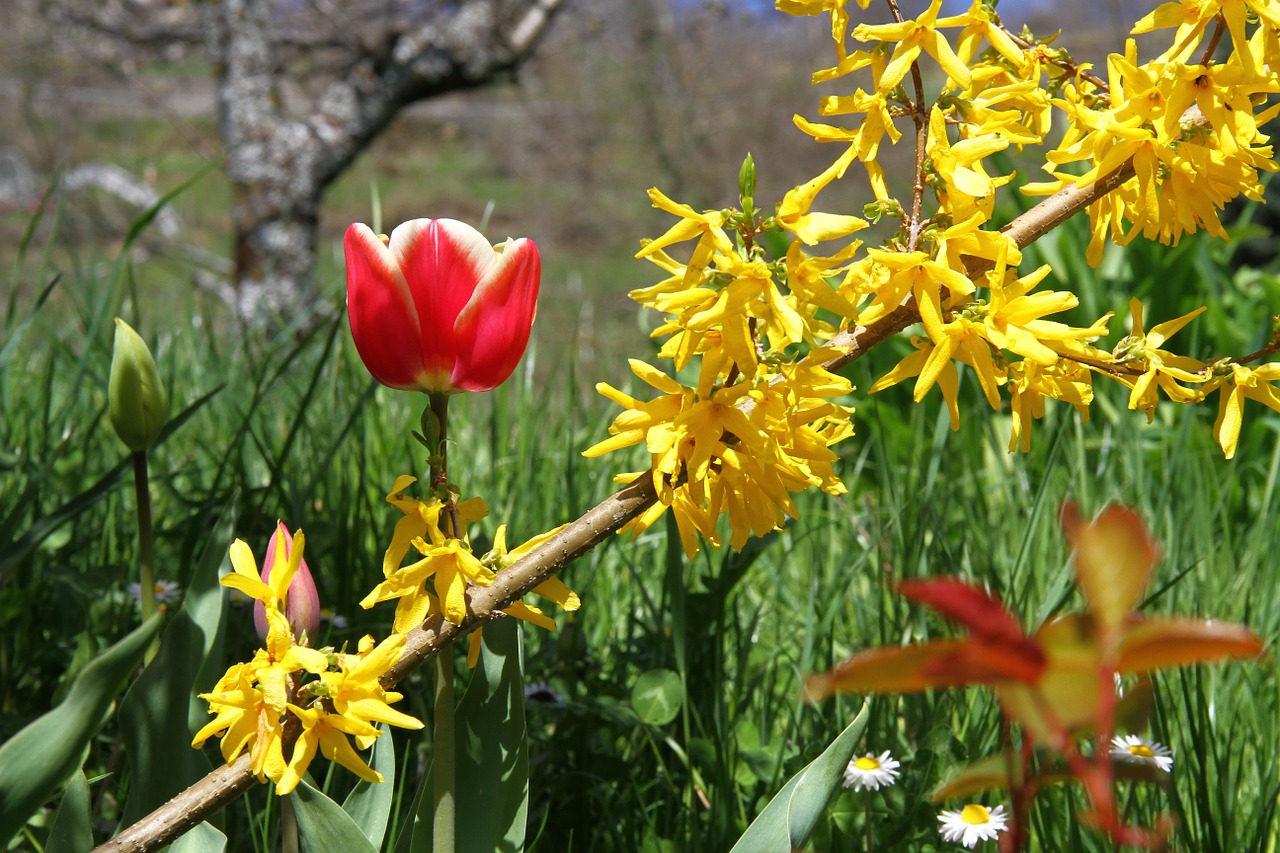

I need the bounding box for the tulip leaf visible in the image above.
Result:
[170,821,227,853]
[0,610,164,845]
[390,768,427,853]
[341,725,397,849]
[1118,616,1264,673]
[729,702,870,853]
[1064,502,1159,631]
[292,778,379,853]
[397,619,529,853]
[44,770,91,853]
[454,617,529,853]
[0,384,223,580]
[119,499,235,826]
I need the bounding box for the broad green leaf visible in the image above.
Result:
[454,618,529,853]
[44,770,91,853]
[400,620,530,853]
[292,778,379,853]
[119,499,235,826]
[631,669,684,726]
[729,702,870,853]
[1064,502,1159,631]
[0,610,164,844]
[342,724,397,849]
[170,821,228,853]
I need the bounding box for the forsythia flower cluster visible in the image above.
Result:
[583,180,857,557]
[193,489,580,792]
[191,528,422,795]
[360,475,580,668]
[587,0,1280,555]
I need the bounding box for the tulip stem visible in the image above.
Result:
[426,391,457,853]
[131,451,158,643]
[427,392,461,535]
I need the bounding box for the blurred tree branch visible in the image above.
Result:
[47,0,565,322]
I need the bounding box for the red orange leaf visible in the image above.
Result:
[897,577,1026,644]
[806,634,1044,701]
[806,640,973,699]
[1118,616,1264,674]
[1062,502,1159,631]
[999,614,1103,745]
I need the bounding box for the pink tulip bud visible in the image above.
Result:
[253,522,321,643]
[344,218,540,394]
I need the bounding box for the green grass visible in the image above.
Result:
[3,179,1280,853]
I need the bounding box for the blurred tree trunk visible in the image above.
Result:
[206,0,564,321]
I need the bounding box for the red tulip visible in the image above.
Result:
[345,218,540,393]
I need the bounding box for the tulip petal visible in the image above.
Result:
[392,219,498,392]
[345,224,427,390]
[452,237,541,392]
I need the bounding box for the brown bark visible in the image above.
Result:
[199,0,565,321]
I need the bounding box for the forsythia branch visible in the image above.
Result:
[821,158,1138,375]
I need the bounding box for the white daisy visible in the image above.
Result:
[127,579,182,605]
[320,608,349,629]
[1110,734,1173,772]
[843,750,901,791]
[937,803,1009,848]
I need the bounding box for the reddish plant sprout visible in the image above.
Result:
[806,502,1264,851]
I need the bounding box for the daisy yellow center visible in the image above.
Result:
[1128,744,1156,758]
[854,756,881,771]
[959,804,991,825]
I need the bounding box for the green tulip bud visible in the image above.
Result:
[109,318,168,452]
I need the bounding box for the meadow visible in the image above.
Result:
[3,156,1279,851]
